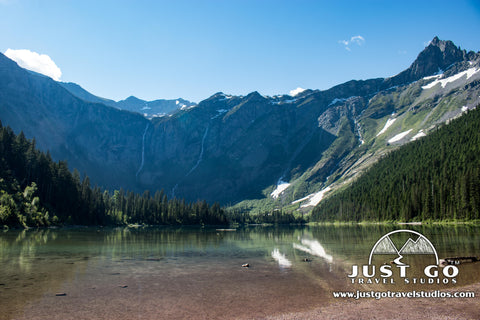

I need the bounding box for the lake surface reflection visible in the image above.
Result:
[1,225,479,319]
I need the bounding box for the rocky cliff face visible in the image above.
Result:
[1,37,479,207]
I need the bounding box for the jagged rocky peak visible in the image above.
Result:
[429,36,451,52]
[384,37,472,88]
[411,36,467,75]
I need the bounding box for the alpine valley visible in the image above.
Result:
[1,37,479,215]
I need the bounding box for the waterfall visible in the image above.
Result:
[136,123,150,179]
[171,124,209,197]
[186,125,209,177]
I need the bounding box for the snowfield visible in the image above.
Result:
[270,180,291,199]
[410,130,426,141]
[422,67,480,89]
[388,129,412,143]
[297,186,331,208]
[377,118,396,136]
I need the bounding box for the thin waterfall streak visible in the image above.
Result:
[186,125,209,177]
[136,123,150,178]
[171,124,209,198]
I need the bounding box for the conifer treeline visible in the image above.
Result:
[312,107,480,222]
[0,121,227,227]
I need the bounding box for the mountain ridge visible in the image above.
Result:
[1,37,479,210]
[59,82,196,119]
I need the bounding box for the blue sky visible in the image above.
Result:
[1,0,480,103]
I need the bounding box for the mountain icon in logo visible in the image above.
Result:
[399,237,436,255]
[371,236,397,254]
[368,230,439,265]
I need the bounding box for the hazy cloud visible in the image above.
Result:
[4,49,62,81]
[339,35,365,51]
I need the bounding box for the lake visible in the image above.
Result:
[1,225,479,319]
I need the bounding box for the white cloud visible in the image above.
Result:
[350,35,365,45]
[289,87,305,96]
[339,35,365,51]
[4,49,62,81]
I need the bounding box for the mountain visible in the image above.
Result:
[383,36,477,88]
[59,82,196,119]
[115,96,196,119]
[0,52,149,191]
[1,37,479,210]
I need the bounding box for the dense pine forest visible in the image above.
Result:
[312,107,480,222]
[0,121,229,227]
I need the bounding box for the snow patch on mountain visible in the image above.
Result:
[377,118,397,136]
[298,186,331,208]
[328,96,357,107]
[180,104,196,111]
[218,94,234,101]
[271,179,291,199]
[422,67,480,89]
[410,130,426,141]
[211,109,229,119]
[388,129,412,143]
[291,194,313,205]
[328,98,347,106]
[423,74,442,81]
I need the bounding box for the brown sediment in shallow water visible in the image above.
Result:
[12,268,480,320]
[12,261,335,320]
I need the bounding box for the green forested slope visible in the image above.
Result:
[311,107,480,222]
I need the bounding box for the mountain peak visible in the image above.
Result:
[124,95,144,102]
[245,91,266,101]
[384,37,468,87]
[414,37,466,73]
[425,36,458,54]
[430,36,441,46]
